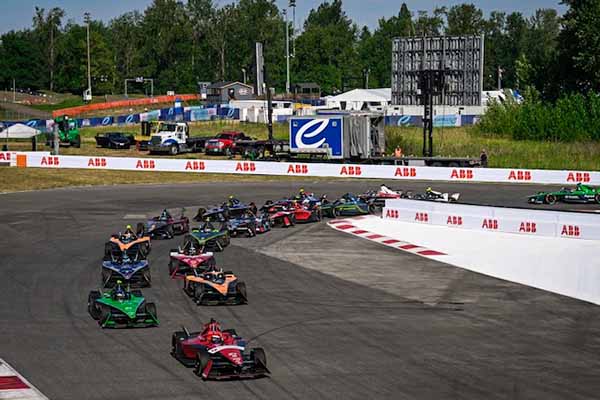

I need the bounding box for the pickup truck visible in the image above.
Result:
[147,122,211,155]
[204,131,254,156]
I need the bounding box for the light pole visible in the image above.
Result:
[84,12,92,101]
[284,9,290,95]
[242,68,247,84]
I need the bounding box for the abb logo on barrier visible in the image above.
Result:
[136,160,155,169]
[508,170,532,181]
[185,161,205,171]
[88,158,107,167]
[450,169,474,180]
[386,209,400,219]
[415,212,429,222]
[236,162,256,172]
[340,166,362,176]
[519,222,537,233]
[482,219,499,230]
[561,225,580,237]
[447,216,463,226]
[0,153,11,161]
[566,172,591,183]
[394,167,417,177]
[41,156,60,166]
[288,164,309,174]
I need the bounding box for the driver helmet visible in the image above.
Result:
[211,334,223,345]
[114,280,126,300]
[426,187,432,192]
[160,209,169,220]
[188,242,199,255]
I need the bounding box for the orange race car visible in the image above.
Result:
[104,225,151,261]
[183,269,247,306]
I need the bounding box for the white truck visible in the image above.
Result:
[147,122,210,155]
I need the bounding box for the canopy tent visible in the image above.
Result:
[325,88,391,111]
[0,123,41,139]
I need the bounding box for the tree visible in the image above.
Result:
[293,0,359,93]
[109,12,143,86]
[358,3,413,88]
[187,0,216,81]
[33,7,65,91]
[413,8,446,36]
[445,3,484,36]
[558,0,600,92]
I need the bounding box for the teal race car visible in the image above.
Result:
[185,221,231,252]
[528,183,600,205]
[87,282,158,328]
[321,193,374,218]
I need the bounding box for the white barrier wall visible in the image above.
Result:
[8,152,600,186]
[383,199,600,240]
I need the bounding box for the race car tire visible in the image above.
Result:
[194,350,211,379]
[145,302,157,320]
[131,289,143,297]
[332,208,339,218]
[368,204,376,214]
[194,284,205,305]
[171,332,188,356]
[236,282,248,304]
[168,260,178,276]
[595,194,600,204]
[103,242,113,261]
[88,291,102,320]
[102,269,112,287]
[166,225,174,239]
[252,348,267,369]
[142,268,152,287]
[545,194,557,205]
[136,222,145,237]
[99,307,111,327]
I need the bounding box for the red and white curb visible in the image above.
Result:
[328,217,448,259]
[0,359,48,400]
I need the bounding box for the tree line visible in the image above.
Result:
[0,0,597,100]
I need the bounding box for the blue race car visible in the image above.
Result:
[102,251,151,288]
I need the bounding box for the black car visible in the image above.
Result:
[95,132,135,149]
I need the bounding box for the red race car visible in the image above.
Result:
[171,319,269,380]
[261,201,296,227]
[281,199,322,223]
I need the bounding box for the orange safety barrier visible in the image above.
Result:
[52,94,200,117]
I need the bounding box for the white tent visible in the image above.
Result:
[326,88,391,111]
[0,123,41,139]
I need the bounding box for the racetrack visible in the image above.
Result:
[1,180,600,399]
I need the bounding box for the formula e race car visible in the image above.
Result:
[261,201,297,227]
[171,319,269,380]
[168,242,216,279]
[102,251,151,288]
[104,228,151,260]
[186,221,230,252]
[183,268,248,305]
[320,193,373,218]
[88,281,158,328]
[359,185,405,209]
[404,188,460,203]
[528,183,600,205]
[140,209,189,239]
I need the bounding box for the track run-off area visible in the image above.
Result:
[1,180,600,399]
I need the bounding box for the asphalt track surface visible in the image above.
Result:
[1,180,600,400]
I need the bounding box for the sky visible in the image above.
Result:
[0,0,566,34]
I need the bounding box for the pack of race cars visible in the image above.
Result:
[88,185,467,381]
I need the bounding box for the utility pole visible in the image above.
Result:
[497,66,504,91]
[12,78,16,102]
[84,12,92,101]
[289,0,296,57]
[284,9,290,95]
[242,68,247,84]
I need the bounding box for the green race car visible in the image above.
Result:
[186,221,230,252]
[528,183,600,205]
[321,193,374,218]
[87,282,158,328]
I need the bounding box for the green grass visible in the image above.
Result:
[386,126,600,171]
